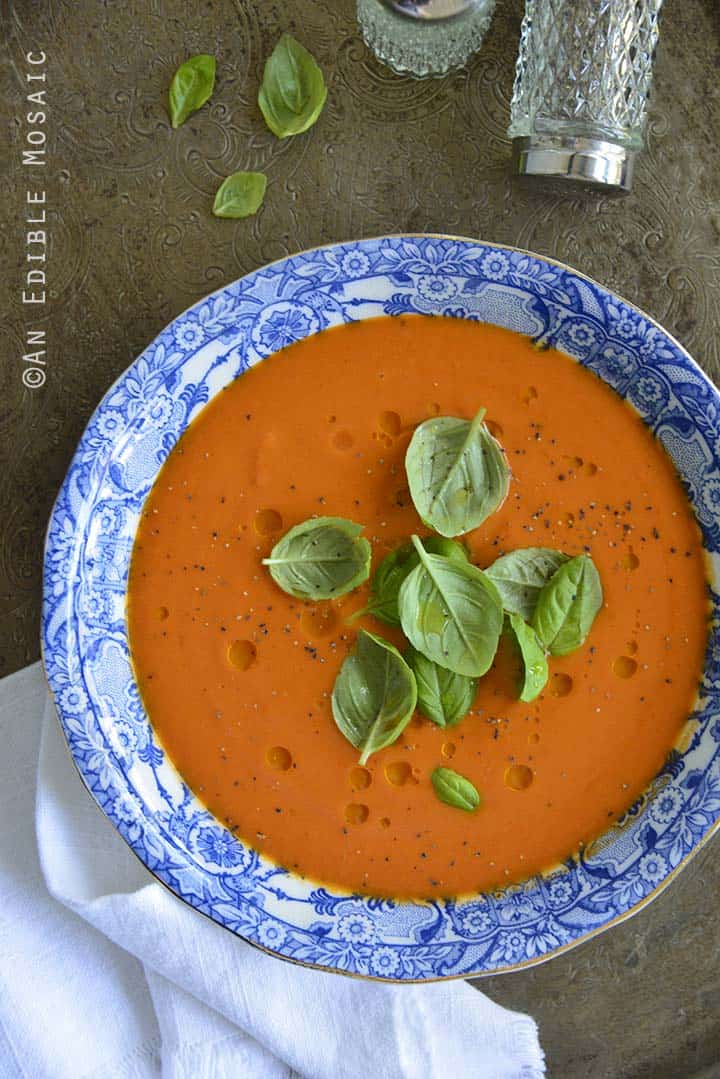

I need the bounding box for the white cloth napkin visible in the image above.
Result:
[0,663,545,1078]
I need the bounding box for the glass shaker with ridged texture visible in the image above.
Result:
[357,0,496,78]
[509,0,664,191]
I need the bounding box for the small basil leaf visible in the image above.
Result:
[332,630,417,765]
[407,647,477,728]
[355,536,469,627]
[258,33,327,138]
[532,554,603,656]
[485,547,570,622]
[505,612,548,702]
[169,54,216,128]
[212,171,267,219]
[405,407,510,537]
[431,767,480,812]
[262,516,371,600]
[399,535,503,678]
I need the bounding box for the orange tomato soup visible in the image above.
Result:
[128,316,708,899]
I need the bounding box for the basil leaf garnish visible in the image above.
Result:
[212,171,267,219]
[354,536,468,627]
[431,767,480,812]
[258,33,327,138]
[405,407,510,538]
[532,554,603,656]
[263,516,371,600]
[485,547,570,622]
[169,54,216,128]
[398,535,503,678]
[407,647,477,728]
[505,612,548,702]
[332,630,417,765]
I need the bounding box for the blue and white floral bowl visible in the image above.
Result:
[42,236,720,981]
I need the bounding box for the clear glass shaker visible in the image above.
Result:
[357,0,497,78]
[508,0,664,191]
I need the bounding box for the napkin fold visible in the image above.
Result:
[0,663,545,1078]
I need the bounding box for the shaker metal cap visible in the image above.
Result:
[380,0,478,17]
[511,134,635,193]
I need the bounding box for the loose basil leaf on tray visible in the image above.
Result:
[212,171,267,219]
[431,767,480,812]
[168,54,216,128]
[485,547,570,622]
[352,536,468,627]
[532,554,603,656]
[262,516,371,600]
[258,33,327,138]
[332,630,417,765]
[399,536,503,678]
[405,407,510,538]
[407,647,477,728]
[505,612,548,702]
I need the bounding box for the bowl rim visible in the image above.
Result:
[40,233,720,981]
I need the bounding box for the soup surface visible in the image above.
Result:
[128,316,707,898]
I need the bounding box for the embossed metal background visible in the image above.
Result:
[3,0,720,1073]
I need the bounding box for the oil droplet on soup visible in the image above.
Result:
[254,508,283,536]
[300,604,338,638]
[551,673,573,697]
[266,746,292,771]
[505,764,534,791]
[613,656,638,679]
[379,410,402,436]
[345,803,369,825]
[349,766,372,791]
[622,549,640,571]
[385,761,412,787]
[226,640,257,671]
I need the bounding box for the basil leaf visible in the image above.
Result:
[485,547,570,621]
[431,767,480,812]
[169,54,216,128]
[258,33,327,138]
[354,537,468,627]
[405,407,510,538]
[407,647,477,728]
[332,630,417,765]
[398,535,503,678]
[505,612,548,702]
[263,516,371,600]
[212,171,267,219]
[532,554,603,656]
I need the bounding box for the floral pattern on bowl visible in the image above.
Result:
[42,236,720,980]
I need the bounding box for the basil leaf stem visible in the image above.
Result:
[351,536,468,627]
[398,535,503,678]
[332,630,417,765]
[263,517,371,600]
